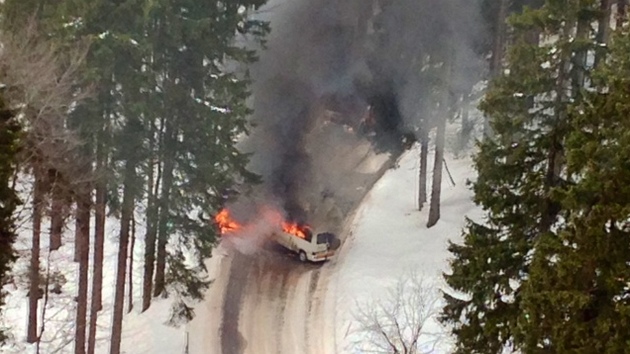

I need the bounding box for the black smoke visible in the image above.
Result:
[238,0,486,226]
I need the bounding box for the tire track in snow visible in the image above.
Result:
[213,152,401,354]
[220,253,251,354]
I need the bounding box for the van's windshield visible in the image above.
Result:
[316,232,334,245]
[304,229,313,242]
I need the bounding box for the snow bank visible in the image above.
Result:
[333,146,483,353]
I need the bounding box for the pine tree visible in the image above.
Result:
[517,24,630,352]
[142,0,267,322]
[0,96,20,344]
[441,1,600,352]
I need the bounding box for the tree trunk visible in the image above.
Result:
[459,94,472,151]
[141,170,158,311]
[87,155,106,354]
[490,0,508,78]
[128,214,136,314]
[153,158,173,297]
[74,211,81,262]
[142,118,162,312]
[74,191,91,354]
[573,12,590,92]
[594,0,612,68]
[598,0,612,40]
[27,175,43,344]
[427,114,446,228]
[153,126,175,298]
[49,172,62,251]
[485,0,508,137]
[541,18,572,233]
[36,252,52,354]
[109,161,136,354]
[618,0,627,27]
[418,128,429,211]
[428,58,451,228]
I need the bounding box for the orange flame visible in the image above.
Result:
[214,208,312,239]
[214,209,242,234]
[282,221,311,239]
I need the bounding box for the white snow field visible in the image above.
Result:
[332,147,482,353]
[1,144,481,354]
[184,144,482,354]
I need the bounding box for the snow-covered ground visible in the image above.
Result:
[331,147,482,353]
[183,144,481,354]
[1,201,187,354]
[1,143,481,354]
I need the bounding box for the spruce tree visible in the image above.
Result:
[519,25,630,352]
[0,95,20,344]
[441,1,599,352]
[143,0,267,323]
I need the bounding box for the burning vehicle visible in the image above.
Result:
[215,209,340,262]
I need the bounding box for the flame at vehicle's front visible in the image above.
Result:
[281,221,311,239]
[214,207,312,239]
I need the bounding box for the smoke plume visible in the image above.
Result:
[234,0,486,232]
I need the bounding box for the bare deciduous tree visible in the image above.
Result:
[351,272,444,354]
[0,18,90,349]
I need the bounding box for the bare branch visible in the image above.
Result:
[351,271,445,354]
[0,17,93,194]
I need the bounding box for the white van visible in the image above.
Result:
[272,229,339,262]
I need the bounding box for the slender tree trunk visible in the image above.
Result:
[153,158,173,297]
[109,161,136,354]
[141,166,160,310]
[593,0,612,68]
[142,118,162,312]
[87,150,107,354]
[128,214,136,314]
[75,190,91,354]
[418,128,429,211]
[49,172,62,251]
[27,175,43,344]
[598,0,612,41]
[618,0,627,27]
[459,94,471,151]
[36,251,52,354]
[74,211,81,262]
[485,0,508,137]
[427,114,446,228]
[153,126,175,298]
[428,58,451,228]
[573,13,590,92]
[541,19,572,232]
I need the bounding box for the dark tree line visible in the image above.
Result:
[443,1,630,352]
[0,0,267,352]
[0,95,20,344]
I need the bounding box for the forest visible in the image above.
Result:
[0,0,629,353]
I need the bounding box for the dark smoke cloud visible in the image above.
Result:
[367,0,486,129]
[236,0,487,227]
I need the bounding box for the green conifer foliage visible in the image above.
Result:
[0,96,20,344]
[142,0,267,322]
[519,26,630,352]
[441,1,601,352]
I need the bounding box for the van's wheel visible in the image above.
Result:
[298,251,307,262]
[330,236,341,250]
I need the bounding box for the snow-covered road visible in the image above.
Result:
[187,144,481,354]
[188,144,396,354]
[186,228,342,354]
